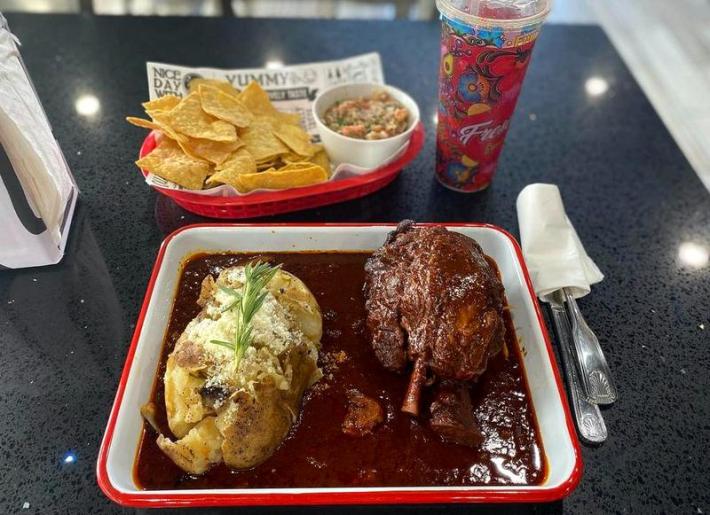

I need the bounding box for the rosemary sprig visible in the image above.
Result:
[210,261,280,368]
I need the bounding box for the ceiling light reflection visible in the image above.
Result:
[585,77,608,97]
[62,451,77,464]
[75,94,100,117]
[678,242,709,268]
[265,60,284,70]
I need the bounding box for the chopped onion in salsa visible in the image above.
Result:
[322,91,409,140]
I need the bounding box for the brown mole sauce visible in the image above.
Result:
[134,252,546,489]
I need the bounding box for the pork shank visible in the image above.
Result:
[364,221,506,424]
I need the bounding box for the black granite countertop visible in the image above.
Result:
[0,13,708,515]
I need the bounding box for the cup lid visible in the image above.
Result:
[436,0,551,29]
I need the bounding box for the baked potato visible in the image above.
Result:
[142,265,322,474]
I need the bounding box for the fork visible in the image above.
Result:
[546,290,607,444]
[563,288,617,405]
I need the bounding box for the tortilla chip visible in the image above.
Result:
[256,160,278,171]
[126,116,189,144]
[216,148,256,172]
[199,85,254,128]
[274,112,302,126]
[206,148,257,187]
[255,153,281,164]
[188,78,240,98]
[129,80,326,194]
[179,137,243,165]
[309,149,331,176]
[281,153,302,163]
[135,138,210,190]
[127,116,162,131]
[142,95,181,118]
[237,81,278,116]
[261,112,302,128]
[239,117,289,161]
[233,164,328,193]
[272,123,315,157]
[277,161,318,171]
[164,92,237,142]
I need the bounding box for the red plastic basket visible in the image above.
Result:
[137,122,425,219]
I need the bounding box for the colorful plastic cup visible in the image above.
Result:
[435,0,551,192]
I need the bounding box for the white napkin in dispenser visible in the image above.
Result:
[0,14,78,269]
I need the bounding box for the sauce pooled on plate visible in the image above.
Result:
[134,252,546,489]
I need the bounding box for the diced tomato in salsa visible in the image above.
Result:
[322,91,409,140]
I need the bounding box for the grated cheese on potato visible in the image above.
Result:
[155,264,323,474]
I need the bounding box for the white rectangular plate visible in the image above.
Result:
[97,223,582,507]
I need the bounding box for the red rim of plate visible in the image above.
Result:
[96,222,583,508]
[137,122,425,206]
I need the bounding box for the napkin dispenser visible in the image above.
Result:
[0,14,78,269]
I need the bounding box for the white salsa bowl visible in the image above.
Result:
[312,83,421,169]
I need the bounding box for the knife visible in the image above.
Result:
[544,290,607,444]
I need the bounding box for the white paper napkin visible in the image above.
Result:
[0,16,75,245]
[0,14,77,268]
[516,183,603,300]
